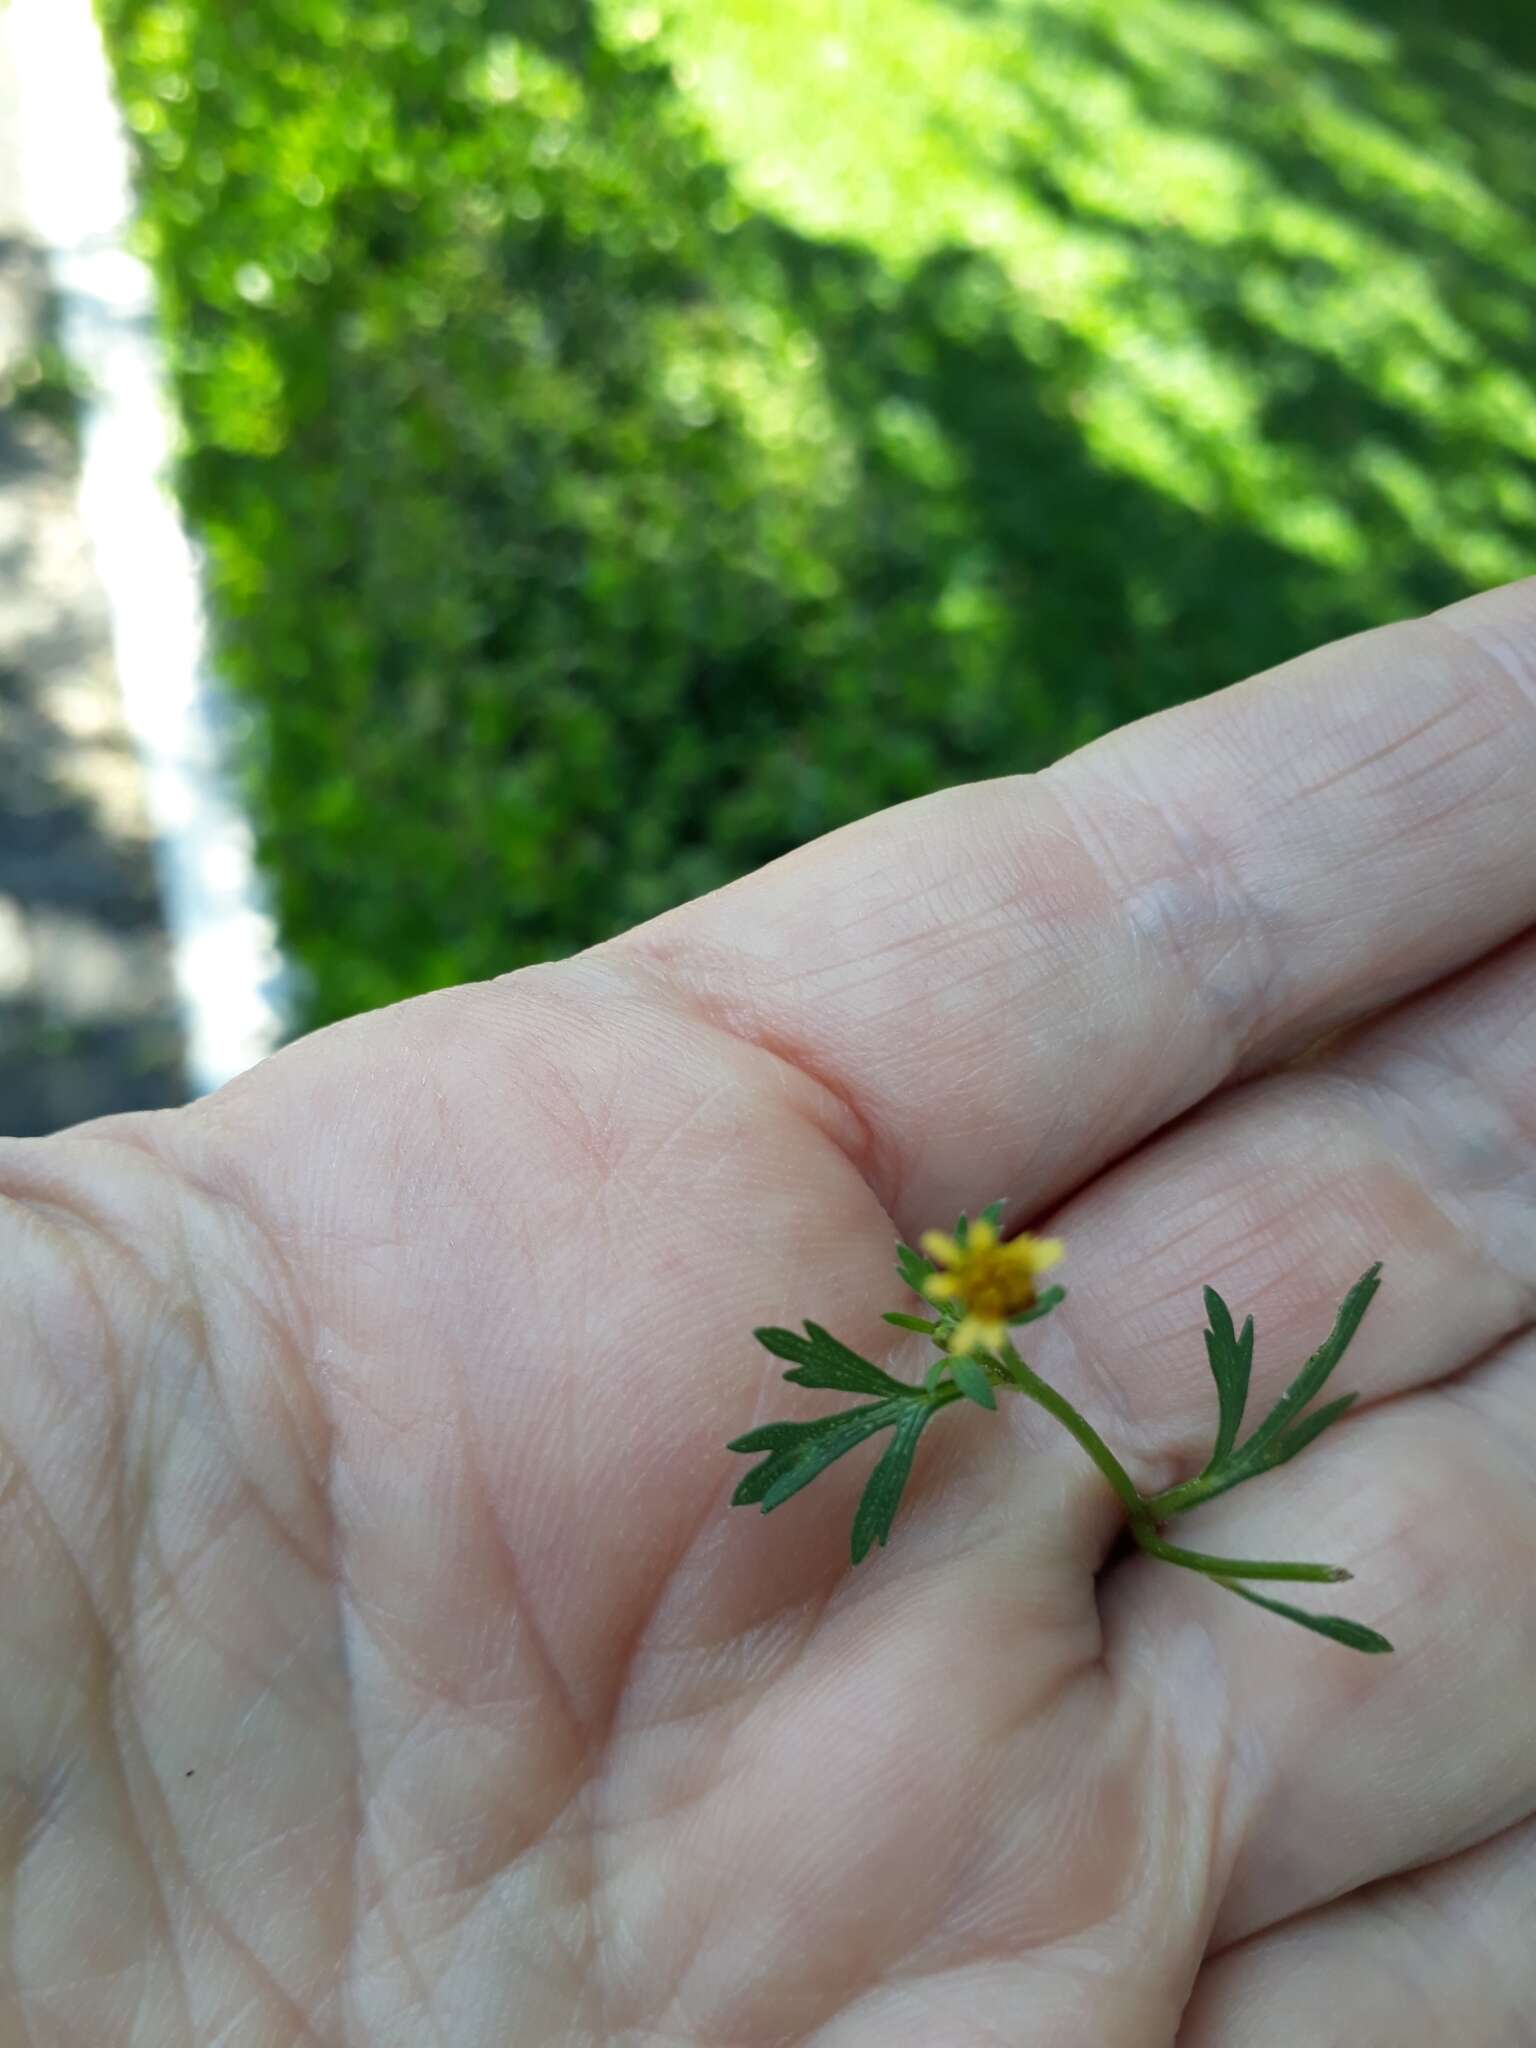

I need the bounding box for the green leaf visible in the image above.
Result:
[753,1322,912,1397]
[953,1211,970,1248]
[726,1411,876,1456]
[923,1355,950,1393]
[851,1402,935,1562]
[883,1310,940,1334]
[732,1399,908,1513]
[729,1405,895,1505]
[895,1242,933,1294]
[950,1357,997,1410]
[730,1451,804,1506]
[1216,1578,1394,1654]
[1201,1286,1255,1468]
[975,1199,1007,1232]
[1007,1285,1066,1327]
[753,1323,840,1366]
[1237,1265,1382,1470]
[1263,1390,1358,1470]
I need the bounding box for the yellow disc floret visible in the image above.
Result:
[920,1219,1064,1356]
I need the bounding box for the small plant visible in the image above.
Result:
[729,1204,1390,1653]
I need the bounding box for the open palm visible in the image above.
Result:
[6,581,1535,2045]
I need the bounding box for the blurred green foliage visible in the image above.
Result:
[97,0,1536,1025]
[2,343,87,441]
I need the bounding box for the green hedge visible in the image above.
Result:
[97,0,1536,1026]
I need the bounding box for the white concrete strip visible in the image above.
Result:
[7,0,289,1096]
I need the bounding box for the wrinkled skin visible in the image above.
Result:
[5,581,1536,2047]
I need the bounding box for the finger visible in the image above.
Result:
[1036,925,1536,1490]
[1002,934,1536,1936]
[1177,1815,1536,2046]
[1102,1335,1536,1947]
[621,579,1536,1236]
[855,915,1536,1943]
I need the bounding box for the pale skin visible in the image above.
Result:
[5,582,1536,2047]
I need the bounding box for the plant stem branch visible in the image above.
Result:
[1131,1528,1349,1582]
[1140,1472,1220,1520]
[998,1342,1145,1520]
[1142,1447,1295,1522]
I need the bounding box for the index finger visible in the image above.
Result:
[621,579,1536,1236]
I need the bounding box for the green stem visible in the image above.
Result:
[1140,1471,1220,1521]
[998,1342,1145,1521]
[1143,1456,1277,1522]
[991,1348,1347,1590]
[1132,1528,1349,1583]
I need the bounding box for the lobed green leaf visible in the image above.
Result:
[729,1414,876,1506]
[1237,1265,1382,1471]
[754,1322,912,1397]
[1263,1390,1359,1471]
[727,1410,878,1456]
[1201,1286,1255,1468]
[1216,1578,1394,1654]
[732,1399,909,1513]
[851,1402,936,1562]
[731,1454,800,1507]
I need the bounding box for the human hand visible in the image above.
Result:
[5,581,1535,2044]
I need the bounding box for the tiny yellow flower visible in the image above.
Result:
[920,1219,1064,1355]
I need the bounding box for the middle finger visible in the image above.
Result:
[1040,933,1536,1936]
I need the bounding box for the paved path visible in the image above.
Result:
[0,24,183,1136]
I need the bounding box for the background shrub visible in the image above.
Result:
[97,0,1536,1026]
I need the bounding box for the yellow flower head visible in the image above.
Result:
[920,1220,1064,1356]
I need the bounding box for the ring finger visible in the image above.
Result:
[1026,934,1536,1942]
